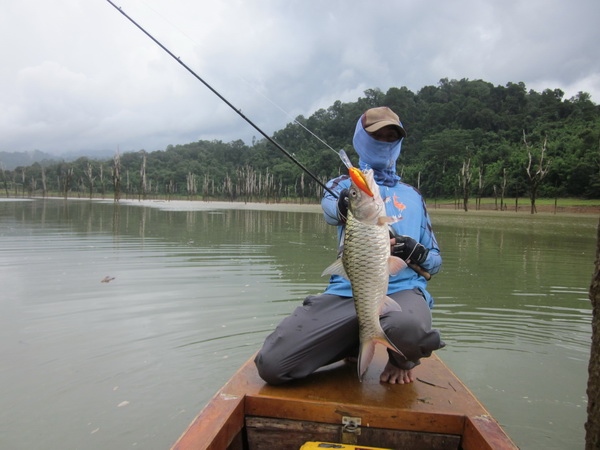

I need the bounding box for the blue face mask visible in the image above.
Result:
[352,117,403,186]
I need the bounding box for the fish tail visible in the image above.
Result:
[357,339,376,381]
[357,332,405,381]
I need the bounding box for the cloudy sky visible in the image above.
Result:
[2,0,599,156]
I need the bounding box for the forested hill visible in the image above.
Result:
[3,78,600,201]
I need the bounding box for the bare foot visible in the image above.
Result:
[380,361,415,384]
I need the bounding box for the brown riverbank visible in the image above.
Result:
[428,201,600,215]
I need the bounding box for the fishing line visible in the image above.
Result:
[132,0,342,160]
[235,78,342,157]
[105,0,338,198]
[107,3,432,283]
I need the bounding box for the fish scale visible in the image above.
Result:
[323,168,406,380]
[344,210,397,373]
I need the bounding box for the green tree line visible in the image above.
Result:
[2,78,599,208]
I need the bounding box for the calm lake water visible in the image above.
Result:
[0,198,596,449]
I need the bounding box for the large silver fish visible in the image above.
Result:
[323,168,407,380]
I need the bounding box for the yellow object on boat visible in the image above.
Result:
[300,442,391,450]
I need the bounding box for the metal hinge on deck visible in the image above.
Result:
[340,416,361,444]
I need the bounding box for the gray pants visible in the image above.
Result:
[255,288,444,384]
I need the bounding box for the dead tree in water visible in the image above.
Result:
[99,164,106,199]
[459,158,472,212]
[476,165,485,210]
[186,172,197,200]
[523,131,550,214]
[139,151,147,200]
[61,165,73,199]
[112,152,122,202]
[21,168,26,197]
[500,168,508,211]
[85,162,95,199]
[41,166,47,197]
[1,163,10,198]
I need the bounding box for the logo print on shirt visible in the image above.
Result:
[383,195,406,221]
[392,195,406,211]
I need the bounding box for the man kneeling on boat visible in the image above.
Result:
[255,107,444,385]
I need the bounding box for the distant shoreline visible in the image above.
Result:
[5,196,598,216]
[427,201,600,215]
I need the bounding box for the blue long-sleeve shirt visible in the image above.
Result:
[321,176,442,308]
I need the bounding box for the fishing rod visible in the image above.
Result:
[105,2,431,280]
[105,0,337,198]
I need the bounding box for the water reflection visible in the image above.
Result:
[425,210,595,449]
[0,199,596,450]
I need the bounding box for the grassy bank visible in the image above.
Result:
[427,197,600,214]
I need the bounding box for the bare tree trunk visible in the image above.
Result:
[86,162,95,199]
[300,172,305,204]
[1,163,10,198]
[99,164,105,199]
[168,180,175,200]
[460,158,472,212]
[63,166,73,199]
[202,174,210,201]
[586,218,600,449]
[21,168,26,197]
[41,166,47,197]
[476,165,484,210]
[139,151,147,200]
[523,131,550,214]
[113,152,122,202]
[493,185,498,210]
[186,172,197,199]
[29,176,37,196]
[500,168,507,211]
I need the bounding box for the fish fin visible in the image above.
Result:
[381,295,403,314]
[376,333,405,358]
[388,255,407,276]
[378,215,402,226]
[377,301,404,353]
[336,242,344,259]
[357,339,376,381]
[321,258,348,279]
[377,216,395,225]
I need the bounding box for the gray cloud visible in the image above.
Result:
[2,0,599,155]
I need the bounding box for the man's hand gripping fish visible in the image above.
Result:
[323,167,407,380]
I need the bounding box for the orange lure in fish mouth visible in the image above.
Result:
[349,167,374,197]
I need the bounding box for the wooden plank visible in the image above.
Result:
[359,427,460,450]
[245,395,466,435]
[226,431,245,450]
[172,349,517,449]
[171,390,245,450]
[244,348,478,435]
[246,417,461,450]
[461,415,518,450]
[250,349,489,414]
[246,416,339,450]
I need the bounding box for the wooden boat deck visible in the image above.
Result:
[172,348,517,449]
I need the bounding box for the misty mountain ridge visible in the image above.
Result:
[0,148,121,170]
